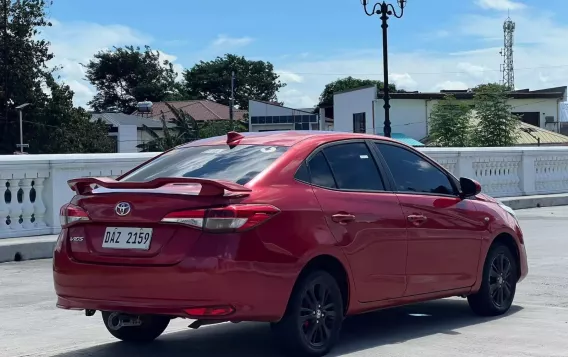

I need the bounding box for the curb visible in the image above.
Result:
[0,235,58,264]
[499,193,568,210]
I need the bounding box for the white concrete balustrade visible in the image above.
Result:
[1,146,568,239]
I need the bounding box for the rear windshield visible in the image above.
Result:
[121,145,288,185]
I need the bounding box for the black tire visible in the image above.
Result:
[271,270,344,357]
[101,311,170,343]
[468,243,518,316]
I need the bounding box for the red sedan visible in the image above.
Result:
[53,131,528,356]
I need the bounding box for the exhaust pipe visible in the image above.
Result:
[107,312,143,331]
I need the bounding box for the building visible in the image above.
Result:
[248,100,333,132]
[132,100,248,122]
[333,85,568,142]
[91,113,175,153]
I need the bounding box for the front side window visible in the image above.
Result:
[121,145,288,185]
[323,142,385,191]
[376,143,455,195]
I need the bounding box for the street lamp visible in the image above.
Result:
[361,0,407,138]
[15,103,30,153]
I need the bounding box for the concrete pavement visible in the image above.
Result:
[1,206,568,356]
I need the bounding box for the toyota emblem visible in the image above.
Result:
[115,202,131,216]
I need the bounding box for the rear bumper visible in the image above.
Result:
[53,233,297,322]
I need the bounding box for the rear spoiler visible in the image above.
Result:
[67,177,252,196]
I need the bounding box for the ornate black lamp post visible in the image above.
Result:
[361,0,406,138]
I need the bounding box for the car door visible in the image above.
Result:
[301,140,408,303]
[373,142,487,296]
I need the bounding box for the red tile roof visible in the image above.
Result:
[132,100,247,122]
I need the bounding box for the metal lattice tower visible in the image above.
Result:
[499,15,516,90]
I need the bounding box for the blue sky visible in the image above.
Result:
[42,0,568,108]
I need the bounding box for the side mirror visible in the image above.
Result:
[459,177,481,198]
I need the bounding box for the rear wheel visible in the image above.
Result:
[101,311,170,343]
[271,270,344,357]
[468,243,518,316]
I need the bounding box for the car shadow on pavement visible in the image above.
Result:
[52,299,523,357]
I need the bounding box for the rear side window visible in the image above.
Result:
[323,143,385,191]
[308,152,337,188]
[121,145,288,185]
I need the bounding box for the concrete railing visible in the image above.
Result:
[1,146,568,239]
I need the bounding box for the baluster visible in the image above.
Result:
[21,178,35,230]
[0,179,9,235]
[33,178,47,228]
[7,178,23,231]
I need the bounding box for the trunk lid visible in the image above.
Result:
[65,177,249,266]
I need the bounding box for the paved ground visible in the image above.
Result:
[1,206,567,357]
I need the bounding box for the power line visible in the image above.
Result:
[274,64,568,77]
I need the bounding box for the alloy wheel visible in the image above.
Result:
[489,253,514,307]
[299,281,338,348]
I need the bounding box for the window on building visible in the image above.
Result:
[353,113,366,133]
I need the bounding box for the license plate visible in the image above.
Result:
[102,227,153,250]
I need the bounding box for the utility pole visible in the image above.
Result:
[229,71,235,130]
[2,0,9,129]
[15,103,29,153]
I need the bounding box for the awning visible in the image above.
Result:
[379,132,425,147]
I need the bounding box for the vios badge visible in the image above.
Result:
[115,202,131,216]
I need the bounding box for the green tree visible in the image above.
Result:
[471,83,520,147]
[198,120,247,139]
[84,45,182,114]
[428,94,472,147]
[28,76,115,153]
[318,76,401,107]
[181,54,286,110]
[138,103,199,152]
[0,0,113,154]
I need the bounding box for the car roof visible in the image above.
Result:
[181,130,397,148]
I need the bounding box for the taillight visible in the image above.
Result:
[161,204,280,232]
[59,203,90,227]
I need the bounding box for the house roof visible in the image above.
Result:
[131,100,248,122]
[389,86,567,100]
[516,121,568,145]
[90,112,175,128]
[250,99,316,114]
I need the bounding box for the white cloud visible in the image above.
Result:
[274,8,568,107]
[475,0,527,11]
[276,70,304,83]
[390,73,417,89]
[211,34,254,48]
[41,20,185,108]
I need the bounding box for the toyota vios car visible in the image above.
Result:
[53,131,528,356]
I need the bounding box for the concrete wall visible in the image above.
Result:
[371,97,562,140]
[373,99,428,138]
[333,86,376,133]
[117,125,138,153]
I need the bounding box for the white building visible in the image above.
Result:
[333,85,568,142]
[248,100,333,132]
[90,113,174,153]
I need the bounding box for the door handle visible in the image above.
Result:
[332,213,355,224]
[407,214,427,225]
